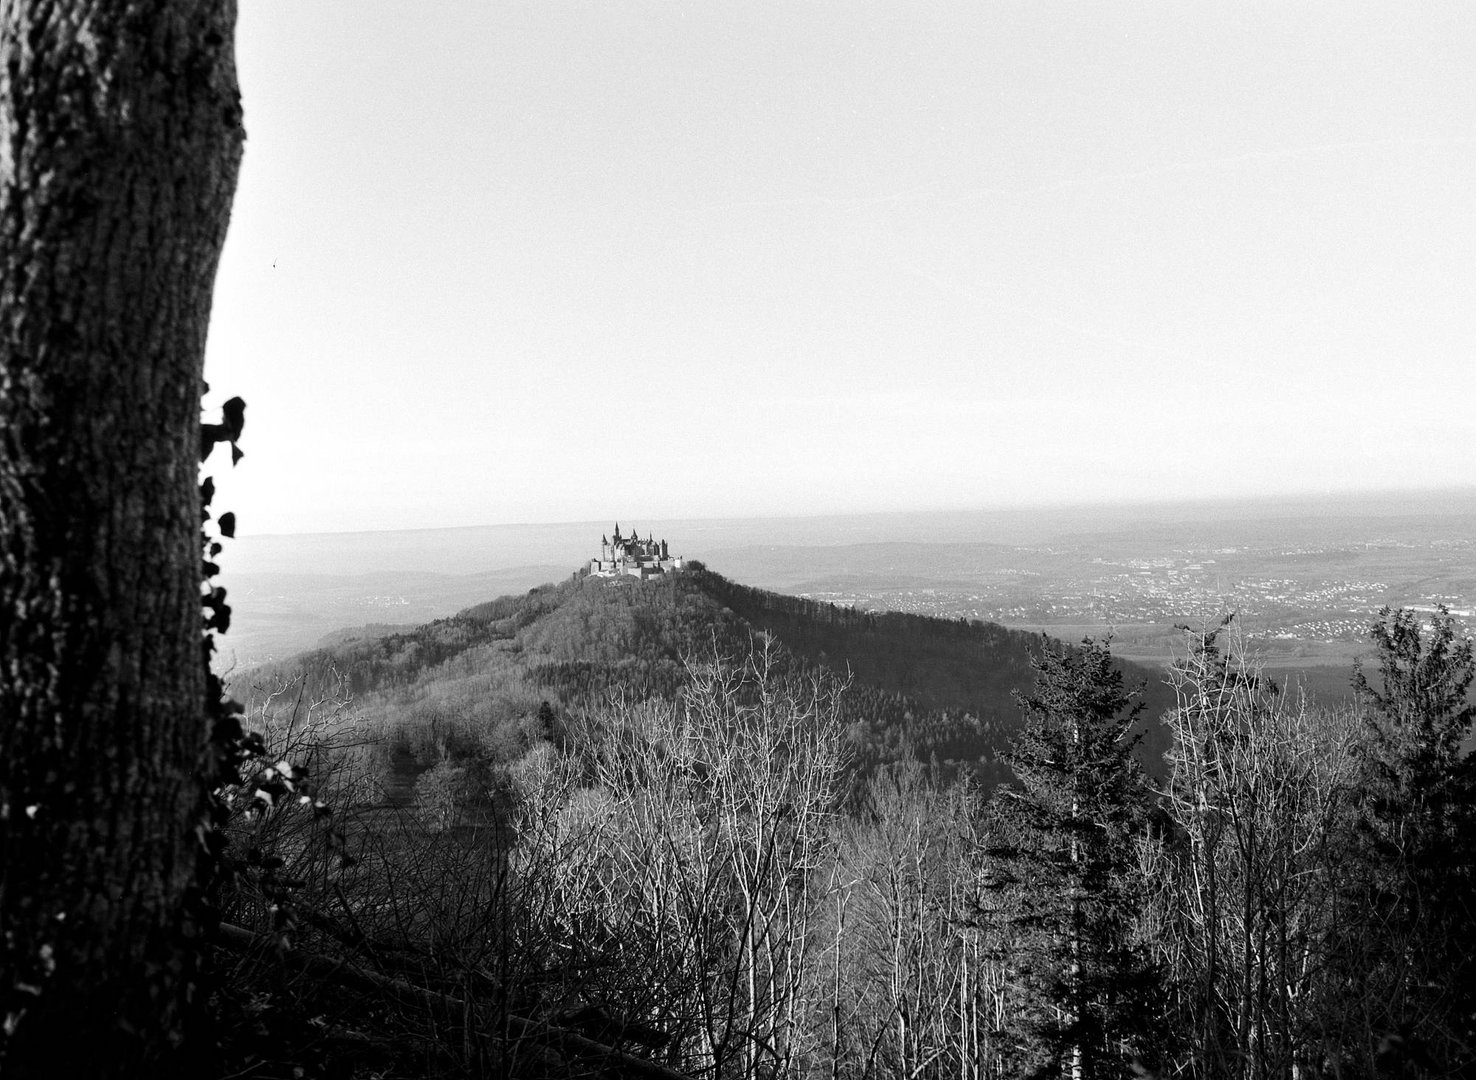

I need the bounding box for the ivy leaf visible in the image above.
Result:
[199,424,222,462]
[218,512,236,538]
[221,397,246,440]
[202,399,246,464]
[213,714,243,746]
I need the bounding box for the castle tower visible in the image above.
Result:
[591,524,683,579]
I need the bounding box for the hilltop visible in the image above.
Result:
[243,561,1175,795]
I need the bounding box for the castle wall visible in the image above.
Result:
[589,527,683,579]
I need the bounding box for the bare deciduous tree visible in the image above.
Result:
[1154,620,1361,1080]
[511,643,847,1078]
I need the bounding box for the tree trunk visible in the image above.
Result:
[0,3,243,1075]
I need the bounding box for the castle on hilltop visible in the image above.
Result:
[589,523,685,580]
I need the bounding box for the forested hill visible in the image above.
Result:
[249,563,1174,791]
[691,568,1175,775]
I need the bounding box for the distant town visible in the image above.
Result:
[780,532,1475,665]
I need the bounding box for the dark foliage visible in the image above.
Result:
[981,638,1163,1079]
[1342,606,1476,1073]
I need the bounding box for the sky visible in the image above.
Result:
[203,2,1476,536]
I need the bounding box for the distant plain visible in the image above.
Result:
[222,489,1476,706]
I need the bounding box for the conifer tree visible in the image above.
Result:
[982,638,1161,1079]
[1342,605,1476,1073]
[1353,605,1474,840]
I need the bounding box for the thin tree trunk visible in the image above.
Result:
[0,3,243,1075]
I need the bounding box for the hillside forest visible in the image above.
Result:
[217,564,1476,1080]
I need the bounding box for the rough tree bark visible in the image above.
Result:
[0,2,242,1075]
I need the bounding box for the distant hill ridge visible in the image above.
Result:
[252,562,1174,792]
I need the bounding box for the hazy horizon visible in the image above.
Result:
[230,484,1476,542]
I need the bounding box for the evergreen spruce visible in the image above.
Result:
[983,638,1162,1079]
[1346,605,1476,1074]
